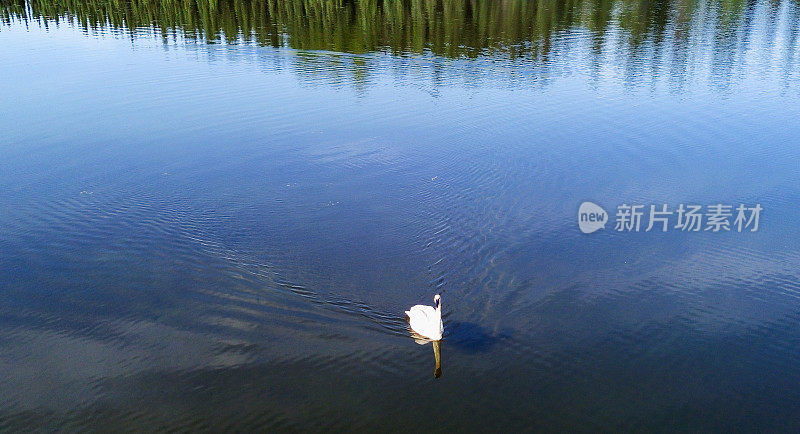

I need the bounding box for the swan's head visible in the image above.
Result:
[434,294,441,308]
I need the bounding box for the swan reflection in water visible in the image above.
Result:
[411,333,442,378]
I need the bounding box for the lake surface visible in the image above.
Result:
[2,0,800,430]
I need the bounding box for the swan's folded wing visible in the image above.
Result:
[407,305,436,320]
[407,306,437,334]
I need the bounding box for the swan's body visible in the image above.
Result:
[405,294,443,341]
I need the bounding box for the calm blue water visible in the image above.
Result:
[2,0,800,430]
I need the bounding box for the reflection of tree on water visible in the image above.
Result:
[0,0,788,54]
[2,0,798,89]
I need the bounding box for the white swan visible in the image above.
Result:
[405,294,443,341]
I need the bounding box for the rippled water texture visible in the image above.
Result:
[2,0,800,430]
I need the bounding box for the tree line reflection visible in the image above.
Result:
[2,0,798,89]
